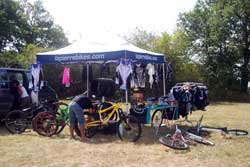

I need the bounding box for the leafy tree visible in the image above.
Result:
[19,0,69,49]
[125,28,202,86]
[0,0,69,54]
[179,0,250,93]
[0,44,47,68]
[0,0,27,52]
[125,27,160,51]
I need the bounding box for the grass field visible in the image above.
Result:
[0,102,250,167]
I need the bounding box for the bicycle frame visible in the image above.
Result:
[55,107,69,123]
[85,103,121,127]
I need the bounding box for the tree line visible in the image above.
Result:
[0,0,249,100]
[0,0,68,67]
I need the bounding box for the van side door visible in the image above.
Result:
[0,70,14,116]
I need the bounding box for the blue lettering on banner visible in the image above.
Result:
[54,54,105,62]
[135,54,157,61]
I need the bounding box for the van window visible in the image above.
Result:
[7,71,24,86]
[0,71,8,89]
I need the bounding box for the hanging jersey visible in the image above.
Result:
[115,59,133,90]
[62,67,70,87]
[31,64,42,92]
[166,62,174,81]
[146,63,155,89]
[134,64,146,88]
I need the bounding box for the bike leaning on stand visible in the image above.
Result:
[74,100,142,142]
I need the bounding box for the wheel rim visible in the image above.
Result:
[118,116,140,142]
[227,129,248,136]
[34,112,57,136]
[159,136,188,150]
[151,110,163,136]
[5,111,26,134]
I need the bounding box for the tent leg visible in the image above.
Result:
[125,90,128,113]
[163,63,166,96]
[87,63,89,97]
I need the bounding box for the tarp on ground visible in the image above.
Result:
[36,36,165,64]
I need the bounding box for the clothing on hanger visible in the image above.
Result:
[31,63,43,92]
[153,64,159,84]
[62,67,70,87]
[115,58,133,90]
[146,63,155,89]
[133,64,146,88]
[166,62,174,81]
[100,63,110,78]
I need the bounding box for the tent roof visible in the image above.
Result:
[37,36,165,64]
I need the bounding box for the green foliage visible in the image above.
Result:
[179,0,250,94]
[0,0,69,54]
[18,44,46,68]
[19,0,69,49]
[0,51,19,67]
[0,44,47,68]
[125,27,203,90]
[0,0,27,52]
[125,27,160,51]
[0,0,69,68]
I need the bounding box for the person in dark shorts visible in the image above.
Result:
[69,95,93,141]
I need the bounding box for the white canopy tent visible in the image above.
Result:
[36,36,166,108]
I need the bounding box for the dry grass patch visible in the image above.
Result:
[0,102,250,167]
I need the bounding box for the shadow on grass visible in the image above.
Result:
[135,124,212,145]
[0,122,214,146]
[209,101,250,106]
[49,123,213,146]
[0,123,12,136]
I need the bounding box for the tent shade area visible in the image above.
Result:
[36,37,165,64]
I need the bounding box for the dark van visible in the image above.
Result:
[0,67,57,118]
[0,68,30,117]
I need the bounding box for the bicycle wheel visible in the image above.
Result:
[33,111,57,137]
[75,112,98,138]
[151,109,163,136]
[159,135,189,150]
[185,132,214,146]
[54,103,68,134]
[226,129,248,136]
[117,115,142,142]
[4,110,27,134]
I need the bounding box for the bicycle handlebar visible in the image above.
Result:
[65,90,89,100]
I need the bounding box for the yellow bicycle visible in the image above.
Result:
[75,101,142,142]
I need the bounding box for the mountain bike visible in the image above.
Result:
[184,131,214,146]
[33,101,68,136]
[188,115,249,137]
[159,125,214,150]
[3,100,57,137]
[74,100,142,142]
[159,125,189,150]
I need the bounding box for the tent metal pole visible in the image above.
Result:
[87,63,89,97]
[125,90,128,112]
[163,63,166,96]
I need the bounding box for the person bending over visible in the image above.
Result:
[69,95,93,141]
[11,79,30,109]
